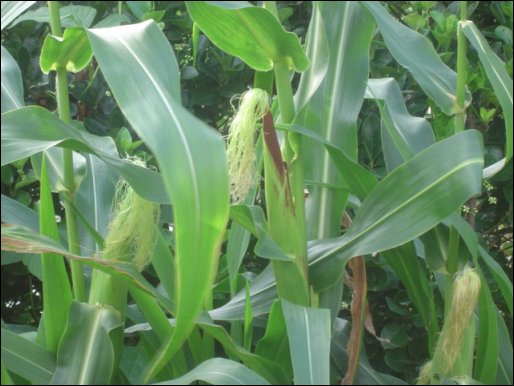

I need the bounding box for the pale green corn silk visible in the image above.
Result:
[417,267,481,384]
[102,159,160,271]
[226,88,269,202]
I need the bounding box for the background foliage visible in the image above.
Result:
[1,1,512,384]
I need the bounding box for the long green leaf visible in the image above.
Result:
[186,1,308,72]
[1,106,169,203]
[87,20,229,381]
[1,46,24,112]
[50,302,123,384]
[309,130,483,292]
[361,1,471,115]
[39,155,73,353]
[1,224,175,313]
[1,328,56,384]
[154,358,270,385]
[281,300,331,385]
[294,1,375,240]
[461,20,513,175]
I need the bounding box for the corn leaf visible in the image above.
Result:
[461,20,513,175]
[281,299,331,385]
[39,155,73,352]
[309,130,484,292]
[1,46,24,112]
[186,1,308,72]
[87,20,229,381]
[1,328,56,384]
[50,302,123,384]
[1,106,169,203]
[361,1,471,115]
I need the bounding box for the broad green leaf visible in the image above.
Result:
[1,46,24,112]
[379,322,409,349]
[186,1,308,72]
[39,155,73,353]
[1,1,37,30]
[294,2,375,239]
[309,130,484,292]
[87,20,229,381]
[365,78,435,171]
[461,20,513,174]
[0,224,175,314]
[230,205,292,261]
[50,302,123,384]
[1,106,169,203]
[40,27,93,74]
[331,318,408,385]
[361,2,471,115]
[10,4,97,28]
[281,300,331,385]
[1,328,56,384]
[154,358,270,385]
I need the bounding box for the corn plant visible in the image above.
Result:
[1,1,512,385]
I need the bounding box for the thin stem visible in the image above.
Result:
[455,1,467,133]
[47,1,85,301]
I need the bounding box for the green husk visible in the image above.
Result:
[417,267,481,384]
[226,88,269,202]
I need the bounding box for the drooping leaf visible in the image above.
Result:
[186,1,308,72]
[154,358,270,385]
[1,106,169,203]
[361,1,471,115]
[461,20,513,176]
[87,20,229,381]
[1,224,175,313]
[309,130,484,292]
[365,78,435,171]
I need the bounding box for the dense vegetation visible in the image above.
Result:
[1,1,512,385]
